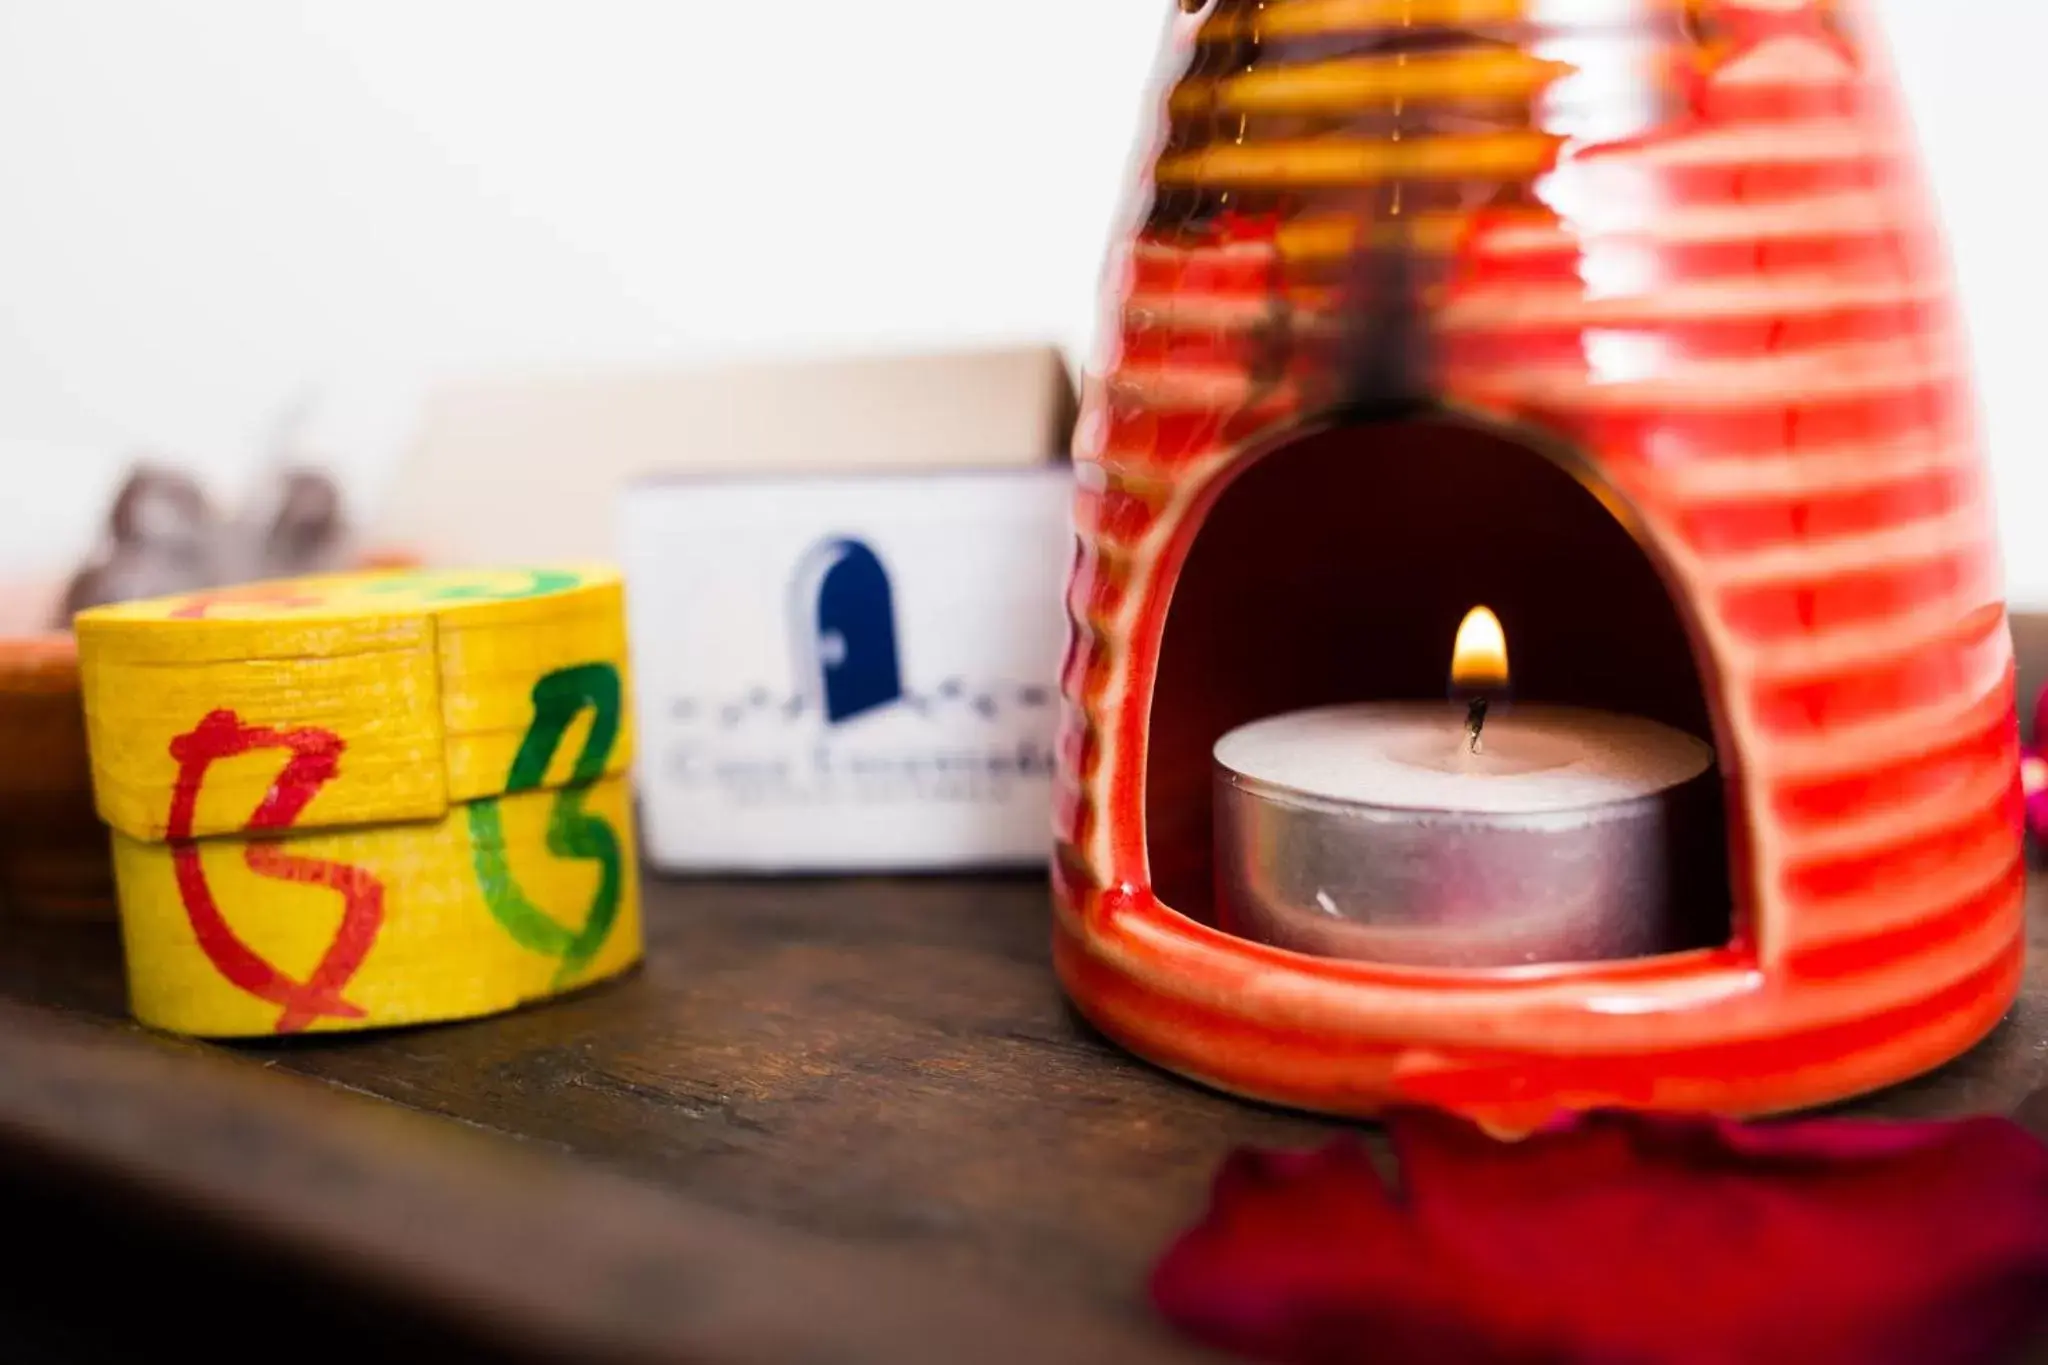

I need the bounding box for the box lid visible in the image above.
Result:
[75,566,631,842]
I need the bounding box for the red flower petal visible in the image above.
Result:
[2026,685,2048,842]
[2023,750,2048,843]
[1152,1110,2048,1365]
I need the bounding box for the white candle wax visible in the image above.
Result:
[1213,702,1713,815]
[1211,702,1721,967]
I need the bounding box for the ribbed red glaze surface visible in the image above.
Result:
[1057,0,2022,1132]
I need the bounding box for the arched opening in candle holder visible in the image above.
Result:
[1142,411,1743,964]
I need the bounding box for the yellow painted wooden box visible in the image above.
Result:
[74,567,644,1038]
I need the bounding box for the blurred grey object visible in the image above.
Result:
[57,462,350,622]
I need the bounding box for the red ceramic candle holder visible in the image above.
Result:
[1055,0,2023,1132]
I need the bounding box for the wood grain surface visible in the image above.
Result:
[0,866,2042,1363]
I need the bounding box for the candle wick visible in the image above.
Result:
[1465,697,1488,755]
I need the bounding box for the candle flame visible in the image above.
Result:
[1452,606,1510,693]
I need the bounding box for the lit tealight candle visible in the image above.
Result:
[1212,607,1720,968]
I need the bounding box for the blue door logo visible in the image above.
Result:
[792,537,903,725]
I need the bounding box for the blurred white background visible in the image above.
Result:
[1,1,2043,598]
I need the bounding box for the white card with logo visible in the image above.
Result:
[620,468,1074,871]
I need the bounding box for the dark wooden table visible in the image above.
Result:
[0,870,2043,1364]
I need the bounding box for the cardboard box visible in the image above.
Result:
[621,468,1073,872]
[380,346,1075,566]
